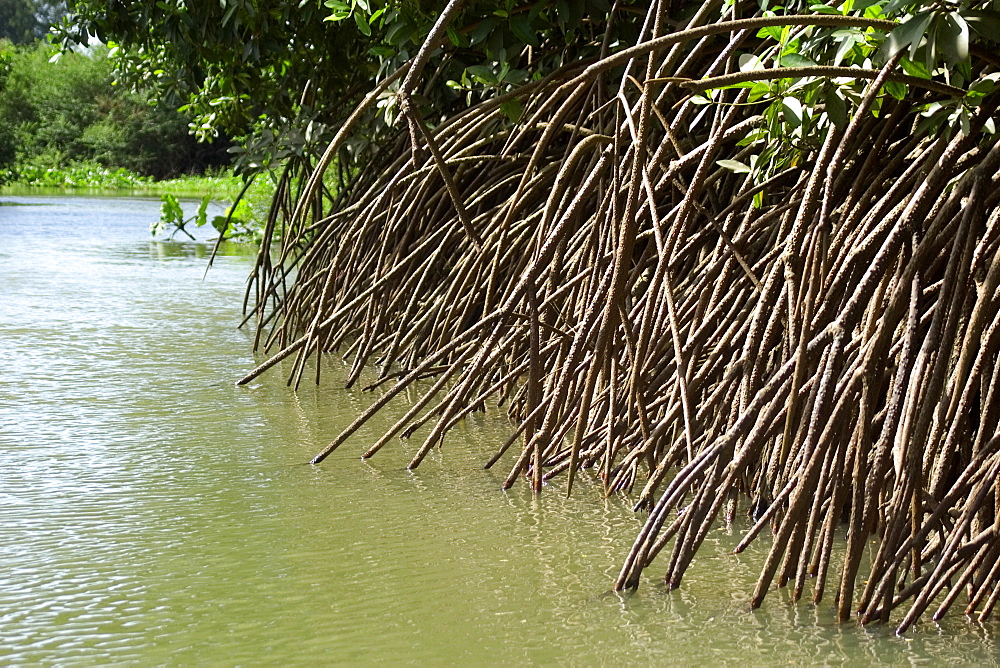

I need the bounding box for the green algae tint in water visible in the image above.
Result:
[1,195,999,666]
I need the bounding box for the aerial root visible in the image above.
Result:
[242,3,1000,629]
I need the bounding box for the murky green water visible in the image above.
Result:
[1,195,998,665]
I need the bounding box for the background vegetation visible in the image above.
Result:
[0,39,232,184]
[0,0,64,44]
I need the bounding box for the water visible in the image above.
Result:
[1,194,998,665]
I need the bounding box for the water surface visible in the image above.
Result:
[1,195,997,665]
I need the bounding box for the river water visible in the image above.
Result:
[0,194,997,665]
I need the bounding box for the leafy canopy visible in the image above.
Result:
[56,0,628,174]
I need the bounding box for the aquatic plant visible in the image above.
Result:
[0,159,153,188]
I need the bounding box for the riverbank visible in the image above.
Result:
[0,163,243,198]
[0,165,276,242]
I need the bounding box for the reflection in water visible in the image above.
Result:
[1,195,998,664]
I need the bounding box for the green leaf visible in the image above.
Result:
[211,215,229,235]
[715,82,763,90]
[970,72,1000,95]
[852,0,883,10]
[738,53,763,71]
[923,17,940,73]
[941,12,969,63]
[157,194,185,234]
[468,17,498,45]
[809,3,841,14]
[833,31,861,66]
[964,10,1000,40]
[757,26,783,40]
[914,112,943,136]
[883,11,933,60]
[717,159,752,173]
[509,15,540,47]
[899,57,930,79]
[748,82,773,102]
[466,64,497,84]
[195,193,211,227]
[782,96,802,127]
[385,19,413,45]
[882,0,912,13]
[883,80,907,99]
[824,87,847,127]
[737,130,768,146]
[778,53,817,68]
[353,11,372,36]
[565,0,585,32]
[956,60,971,84]
[500,98,523,122]
[959,108,971,136]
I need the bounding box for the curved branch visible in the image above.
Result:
[567,15,898,88]
[682,66,966,97]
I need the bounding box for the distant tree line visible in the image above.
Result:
[0,0,64,44]
[0,1,232,183]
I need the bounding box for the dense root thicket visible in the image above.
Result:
[238,3,1000,632]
